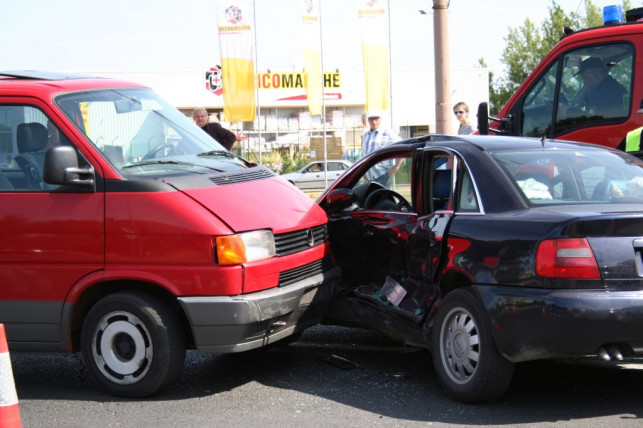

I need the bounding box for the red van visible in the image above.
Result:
[478,8,643,153]
[0,71,340,397]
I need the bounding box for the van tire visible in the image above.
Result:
[431,288,514,403]
[81,291,186,397]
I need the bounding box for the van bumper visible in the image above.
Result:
[178,265,341,353]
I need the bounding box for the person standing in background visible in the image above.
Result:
[192,108,236,151]
[362,110,402,184]
[362,110,400,156]
[453,102,473,135]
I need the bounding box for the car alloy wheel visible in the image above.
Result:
[431,288,514,403]
[439,306,479,385]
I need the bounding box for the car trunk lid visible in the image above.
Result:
[582,213,643,290]
[539,205,643,290]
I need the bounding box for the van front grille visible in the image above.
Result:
[279,256,334,287]
[274,224,328,256]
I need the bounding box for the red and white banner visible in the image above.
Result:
[356,0,390,113]
[302,0,322,116]
[215,1,256,122]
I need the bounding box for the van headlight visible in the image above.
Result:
[216,230,276,265]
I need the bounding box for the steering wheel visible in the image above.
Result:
[141,143,177,160]
[364,189,412,211]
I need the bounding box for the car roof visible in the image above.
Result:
[406,134,616,154]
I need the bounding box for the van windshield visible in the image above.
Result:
[55,88,247,175]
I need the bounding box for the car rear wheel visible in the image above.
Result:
[81,291,186,397]
[431,288,514,403]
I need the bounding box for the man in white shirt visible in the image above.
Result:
[362,110,401,156]
[361,110,402,184]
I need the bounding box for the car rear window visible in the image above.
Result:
[491,149,643,205]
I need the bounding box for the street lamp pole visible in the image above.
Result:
[433,0,451,135]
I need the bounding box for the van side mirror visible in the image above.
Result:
[43,146,95,189]
[477,102,489,135]
[477,102,515,135]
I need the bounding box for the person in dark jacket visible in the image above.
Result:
[568,57,628,119]
[192,108,236,150]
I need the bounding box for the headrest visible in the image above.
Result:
[433,169,452,198]
[17,122,48,153]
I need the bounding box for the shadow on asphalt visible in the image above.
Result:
[10,324,643,425]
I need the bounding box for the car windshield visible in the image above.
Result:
[491,148,643,205]
[55,88,247,177]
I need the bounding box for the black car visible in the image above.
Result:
[318,134,643,403]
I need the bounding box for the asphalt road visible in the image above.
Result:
[9,325,643,428]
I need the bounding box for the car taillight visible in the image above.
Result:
[535,238,600,279]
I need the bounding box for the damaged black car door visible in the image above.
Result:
[321,147,459,345]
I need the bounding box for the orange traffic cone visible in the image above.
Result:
[0,324,21,428]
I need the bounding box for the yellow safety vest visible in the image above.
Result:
[625,126,643,152]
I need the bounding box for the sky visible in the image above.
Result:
[1,0,641,79]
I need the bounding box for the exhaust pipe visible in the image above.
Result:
[597,345,625,361]
[608,345,624,361]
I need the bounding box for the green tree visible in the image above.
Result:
[479,57,512,116]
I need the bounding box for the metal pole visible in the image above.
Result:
[433,0,451,135]
[387,0,393,128]
[253,0,262,163]
[320,0,327,188]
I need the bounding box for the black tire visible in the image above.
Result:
[431,288,515,403]
[81,291,186,397]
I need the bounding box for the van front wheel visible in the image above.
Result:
[81,291,186,397]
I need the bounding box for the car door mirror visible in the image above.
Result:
[325,188,357,214]
[43,146,95,189]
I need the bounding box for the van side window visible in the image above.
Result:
[556,43,632,133]
[0,105,66,191]
[521,43,633,138]
[522,62,558,137]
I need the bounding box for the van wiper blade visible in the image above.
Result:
[197,150,236,158]
[123,160,222,172]
[123,160,196,168]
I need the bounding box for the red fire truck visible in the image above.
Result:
[478,6,643,156]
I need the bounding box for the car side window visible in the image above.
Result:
[457,169,479,212]
[0,105,68,191]
[427,155,454,212]
[350,154,413,212]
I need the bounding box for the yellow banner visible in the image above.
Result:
[302,0,322,116]
[216,1,256,122]
[356,0,390,112]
